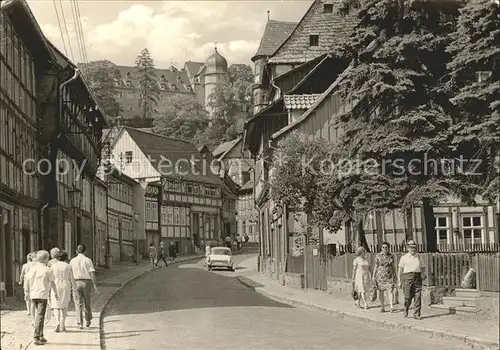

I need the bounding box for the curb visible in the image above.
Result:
[99,256,203,350]
[236,277,499,350]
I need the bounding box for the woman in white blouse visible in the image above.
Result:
[50,250,77,332]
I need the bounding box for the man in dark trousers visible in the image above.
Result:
[398,240,426,319]
[156,241,168,267]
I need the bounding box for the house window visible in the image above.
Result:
[461,215,483,245]
[242,221,246,235]
[435,216,451,245]
[309,35,319,46]
[324,4,333,13]
[125,151,132,163]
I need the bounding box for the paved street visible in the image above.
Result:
[103,257,468,350]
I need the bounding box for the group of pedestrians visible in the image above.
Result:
[19,244,97,346]
[351,240,425,319]
[148,240,178,267]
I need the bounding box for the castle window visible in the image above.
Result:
[170,83,178,90]
[324,4,333,13]
[126,72,131,79]
[160,74,165,81]
[160,83,167,90]
[176,76,182,82]
[309,35,319,46]
[126,81,132,87]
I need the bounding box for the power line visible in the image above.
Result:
[52,0,68,56]
[70,0,85,64]
[58,0,75,61]
[74,0,89,64]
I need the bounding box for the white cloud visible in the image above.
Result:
[34,1,310,68]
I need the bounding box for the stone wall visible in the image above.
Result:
[284,273,304,289]
[477,291,499,321]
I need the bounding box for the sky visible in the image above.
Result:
[26,0,312,68]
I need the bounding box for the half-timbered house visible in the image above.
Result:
[108,127,237,255]
[0,0,48,296]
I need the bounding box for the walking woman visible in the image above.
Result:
[352,246,371,310]
[373,241,396,313]
[19,252,35,315]
[148,243,157,267]
[50,250,77,332]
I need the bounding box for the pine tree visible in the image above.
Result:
[135,48,159,119]
[331,0,460,251]
[446,0,500,203]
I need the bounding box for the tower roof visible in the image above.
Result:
[205,47,228,74]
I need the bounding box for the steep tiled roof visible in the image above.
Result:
[115,65,192,93]
[213,138,241,158]
[253,20,298,58]
[185,61,204,77]
[269,0,357,64]
[123,128,226,186]
[284,94,322,110]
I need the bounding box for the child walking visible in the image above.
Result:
[19,252,35,315]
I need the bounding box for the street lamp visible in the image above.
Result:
[133,212,140,265]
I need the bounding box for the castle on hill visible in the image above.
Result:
[112,47,229,126]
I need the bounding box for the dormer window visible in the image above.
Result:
[160,74,165,81]
[324,4,333,13]
[170,83,177,90]
[309,35,319,46]
[160,83,167,90]
[126,72,131,79]
[126,81,132,87]
[176,76,182,82]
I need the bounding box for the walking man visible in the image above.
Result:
[24,250,58,346]
[398,240,425,319]
[70,244,98,329]
[156,241,168,267]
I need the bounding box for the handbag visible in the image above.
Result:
[352,289,359,301]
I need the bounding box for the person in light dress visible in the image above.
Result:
[352,246,371,310]
[50,250,77,332]
[19,252,35,315]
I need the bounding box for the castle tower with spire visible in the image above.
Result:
[204,46,229,116]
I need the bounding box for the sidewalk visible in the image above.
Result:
[0,255,202,350]
[237,258,499,350]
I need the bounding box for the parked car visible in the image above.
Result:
[207,247,234,271]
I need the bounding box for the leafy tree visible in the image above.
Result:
[228,63,253,107]
[78,60,121,119]
[135,48,159,119]
[269,132,332,251]
[152,94,209,141]
[330,0,461,251]
[446,0,500,203]
[207,82,239,121]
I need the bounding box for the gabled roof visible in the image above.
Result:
[122,127,227,186]
[252,20,298,59]
[268,0,357,64]
[213,137,242,159]
[184,61,204,77]
[1,0,56,64]
[284,94,322,110]
[271,64,352,141]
